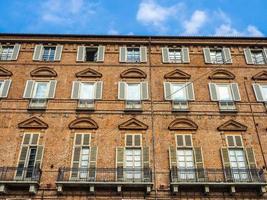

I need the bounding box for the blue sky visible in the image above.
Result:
[0,0,266,36]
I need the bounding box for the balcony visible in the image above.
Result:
[0,167,41,194]
[56,167,153,194]
[170,168,266,195]
[124,100,142,112]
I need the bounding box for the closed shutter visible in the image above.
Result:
[76,46,85,62]
[164,82,172,100]
[142,147,150,181]
[263,48,267,63]
[23,80,35,98]
[209,83,218,101]
[95,81,103,99]
[33,45,43,61]
[185,82,195,101]
[252,83,264,102]
[162,47,169,63]
[222,48,232,64]
[35,146,44,171]
[0,80,11,98]
[244,48,253,64]
[71,147,81,179]
[194,147,205,181]
[116,147,124,181]
[71,81,80,99]
[221,148,232,181]
[11,44,21,60]
[182,47,190,63]
[54,45,63,61]
[15,146,29,179]
[89,146,97,180]
[169,146,178,181]
[119,47,127,62]
[141,82,149,100]
[118,82,126,100]
[48,80,57,98]
[203,48,212,63]
[140,46,147,63]
[245,147,258,181]
[97,46,105,62]
[230,83,241,101]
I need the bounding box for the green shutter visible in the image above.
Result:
[95,81,103,99]
[142,147,150,181]
[118,82,126,100]
[76,46,85,62]
[203,48,212,63]
[222,48,232,64]
[263,48,267,63]
[23,80,34,98]
[169,146,178,181]
[33,45,43,61]
[89,147,97,181]
[252,84,264,102]
[162,47,169,63]
[119,47,127,62]
[181,47,190,63]
[116,147,124,181]
[35,146,44,170]
[71,147,81,179]
[209,83,218,101]
[185,82,195,101]
[11,44,21,60]
[97,46,105,62]
[71,81,80,99]
[245,147,258,181]
[244,48,253,64]
[54,45,63,61]
[1,80,11,98]
[221,148,232,181]
[141,82,149,100]
[194,147,205,181]
[140,46,147,63]
[164,82,172,100]
[230,83,241,101]
[48,80,57,98]
[15,146,29,179]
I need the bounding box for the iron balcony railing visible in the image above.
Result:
[0,167,42,182]
[57,167,152,183]
[170,167,266,183]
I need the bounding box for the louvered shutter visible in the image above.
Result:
[48,80,57,98]
[0,80,11,98]
[162,47,169,63]
[118,82,126,100]
[54,45,63,61]
[141,82,149,100]
[35,146,44,173]
[252,84,264,102]
[221,148,232,181]
[97,46,105,62]
[209,83,218,101]
[244,48,253,64]
[23,80,35,98]
[71,147,81,179]
[194,147,205,181]
[245,147,258,181]
[71,81,80,99]
[164,82,172,100]
[222,48,232,64]
[11,44,21,60]
[15,146,29,179]
[169,146,178,181]
[263,48,267,63]
[230,83,241,101]
[184,135,192,147]
[182,47,190,63]
[119,47,127,62]
[33,45,43,61]
[116,147,124,181]
[76,46,85,62]
[203,48,212,63]
[142,147,150,181]
[140,46,147,63]
[185,82,195,101]
[89,147,97,181]
[95,81,103,99]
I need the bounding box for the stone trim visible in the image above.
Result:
[69,117,98,129]
[30,67,57,77]
[164,69,191,79]
[168,118,198,130]
[76,68,102,78]
[120,68,147,79]
[217,119,247,131]
[252,71,267,80]
[0,67,12,77]
[209,69,235,80]
[118,118,148,130]
[18,117,48,129]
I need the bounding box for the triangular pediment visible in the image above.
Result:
[118,118,148,130]
[120,68,147,79]
[252,71,267,80]
[76,68,102,78]
[0,67,12,77]
[217,120,247,131]
[164,69,191,79]
[18,117,48,129]
[30,67,57,77]
[69,117,98,129]
[209,69,235,80]
[168,118,198,130]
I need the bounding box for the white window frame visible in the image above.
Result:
[79,82,96,100]
[0,46,14,60]
[259,84,267,101]
[216,83,233,101]
[176,148,195,180]
[210,49,224,64]
[125,134,142,147]
[126,47,140,62]
[175,134,193,148]
[42,46,56,61]
[226,135,243,148]
[251,50,266,65]
[22,132,40,146]
[168,48,182,63]
[32,82,50,99]
[126,82,141,101]
[124,147,142,180]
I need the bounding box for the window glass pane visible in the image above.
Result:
[0,46,14,60]
[210,50,223,64]
[85,48,98,61]
[34,82,49,98]
[217,85,232,101]
[169,49,182,63]
[176,149,195,180]
[229,149,249,181]
[261,85,267,100]
[252,51,265,64]
[125,149,141,180]
[172,84,186,100]
[127,83,140,100]
[42,47,56,61]
[127,48,140,62]
[80,83,94,99]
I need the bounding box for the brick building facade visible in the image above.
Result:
[0,34,267,200]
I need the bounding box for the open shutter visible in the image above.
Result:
[94,81,103,100]
[140,46,147,63]
[33,45,43,61]
[97,46,105,62]
[230,83,241,101]
[118,82,126,100]
[185,82,195,101]
[162,47,169,63]
[263,48,267,63]
[23,80,35,98]
[222,47,232,64]
[71,81,80,99]
[252,84,264,102]
[245,147,258,181]
[209,83,218,101]
[48,80,57,98]
[35,146,44,171]
[182,47,190,63]
[203,48,212,64]
[244,48,253,64]
[71,147,81,179]
[76,46,85,62]
[0,45,2,55]
[54,45,63,61]
[116,147,124,181]
[169,146,178,181]
[164,82,172,100]
[194,147,205,181]
[141,82,149,100]
[142,147,150,181]
[0,80,11,98]
[221,148,232,181]
[11,44,21,60]
[15,146,29,179]
[119,47,127,62]
[89,146,97,181]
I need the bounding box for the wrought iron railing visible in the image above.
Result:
[0,167,42,182]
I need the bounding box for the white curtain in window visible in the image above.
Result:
[80,83,94,99]
[217,85,232,101]
[127,84,140,100]
[34,83,48,98]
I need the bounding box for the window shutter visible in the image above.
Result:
[235,135,243,147]
[75,134,82,145]
[185,82,195,101]
[31,134,39,145]
[176,135,184,147]
[76,46,85,62]
[82,134,90,146]
[142,147,150,181]
[35,145,44,170]
[71,147,81,179]
[203,48,212,64]
[140,46,147,63]
[118,82,126,100]
[194,147,205,181]
[0,45,2,55]
[33,45,43,61]
[141,81,149,100]
[48,80,57,98]
[182,47,190,63]
[23,80,35,98]
[0,80,11,98]
[230,83,241,101]
[252,84,264,102]
[209,83,218,101]
[94,81,103,100]
[226,136,235,147]
[244,48,253,64]
[169,146,178,181]
[15,146,29,179]
[222,48,232,64]
[89,146,97,180]
[54,45,63,61]
[126,135,133,146]
[220,148,232,181]
[71,81,80,99]
[119,47,127,62]
[184,135,192,147]
[134,135,141,146]
[162,47,169,63]
[97,46,105,62]
[23,134,31,145]
[263,48,267,63]
[116,147,124,181]
[164,82,172,100]
[11,44,21,60]
[245,147,258,181]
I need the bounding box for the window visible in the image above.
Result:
[85,48,98,62]
[76,46,105,62]
[125,149,142,180]
[216,84,233,101]
[203,47,232,64]
[229,149,249,181]
[42,47,56,61]
[261,85,267,100]
[209,83,240,102]
[168,49,182,63]
[127,48,140,62]
[33,45,63,62]
[176,149,195,180]
[253,83,267,102]
[162,47,190,63]
[251,50,266,64]
[0,46,14,60]
[32,82,49,99]
[210,50,223,64]
[79,82,95,100]
[0,81,3,94]
[171,83,187,101]
[127,83,141,100]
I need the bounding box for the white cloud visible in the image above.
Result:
[215,24,263,37]
[247,25,264,37]
[107,28,119,35]
[183,10,207,35]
